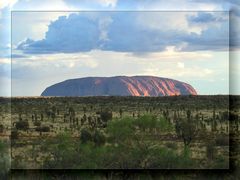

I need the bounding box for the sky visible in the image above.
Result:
[1,0,240,96]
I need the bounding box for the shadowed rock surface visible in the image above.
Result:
[41,76,197,96]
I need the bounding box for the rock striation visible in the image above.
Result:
[41,76,197,96]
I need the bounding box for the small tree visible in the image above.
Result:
[51,112,56,123]
[175,111,198,149]
[34,113,38,121]
[93,130,106,146]
[80,129,92,144]
[83,106,87,114]
[33,120,41,127]
[107,117,134,144]
[40,113,44,121]
[69,107,75,116]
[36,125,50,136]
[100,110,112,123]
[82,114,87,125]
[15,120,29,131]
[205,135,216,161]
[11,130,18,140]
[0,124,4,133]
[119,108,123,118]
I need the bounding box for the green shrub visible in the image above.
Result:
[206,141,215,161]
[0,140,10,176]
[147,146,195,169]
[107,117,134,143]
[157,117,174,132]
[15,120,29,131]
[100,111,112,123]
[11,130,18,140]
[33,120,41,126]
[165,142,178,150]
[42,132,78,169]
[80,129,92,144]
[133,115,173,133]
[215,134,229,146]
[35,125,50,132]
[93,130,106,146]
[133,114,157,132]
[213,155,229,169]
[0,124,4,133]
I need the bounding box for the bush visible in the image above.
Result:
[0,124,3,133]
[107,117,134,143]
[11,130,18,140]
[80,129,92,144]
[42,132,78,169]
[93,130,106,146]
[35,126,50,132]
[133,115,173,133]
[0,140,10,176]
[213,155,229,169]
[215,134,229,146]
[100,111,112,123]
[33,121,41,126]
[15,120,29,131]
[147,146,195,169]
[206,140,215,160]
[157,117,174,132]
[165,142,177,150]
[133,115,157,132]
[175,117,198,148]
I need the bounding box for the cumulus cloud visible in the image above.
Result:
[0,58,11,86]
[0,0,18,9]
[16,11,229,54]
[180,21,229,51]
[64,0,117,8]
[0,76,11,96]
[0,58,11,64]
[177,62,185,69]
[187,12,226,24]
[12,0,70,11]
[115,0,221,11]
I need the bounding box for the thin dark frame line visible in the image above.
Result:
[9,10,231,170]
[10,10,13,172]
[11,10,229,12]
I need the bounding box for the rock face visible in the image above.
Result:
[41,76,197,96]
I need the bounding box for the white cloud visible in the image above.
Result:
[98,16,113,41]
[16,11,228,54]
[136,12,203,35]
[203,68,213,75]
[0,0,18,9]
[143,66,214,79]
[10,49,229,96]
[69,62,75,68]
[98,0,117,7]
[11,49,218,80]
[129,47,213,61]
[136,11,228,36]
[135,0,221,11]
[12,52,99,69]
[0,76,11,96]
[12,0,71,11]
[177,62,185,69]
[0,58,11,64]
[12,12,72,43]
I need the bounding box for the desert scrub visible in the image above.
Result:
[0,140,10,177]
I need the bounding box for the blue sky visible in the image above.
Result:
[0,0,239,96]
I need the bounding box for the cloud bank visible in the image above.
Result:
[16,12,229,54]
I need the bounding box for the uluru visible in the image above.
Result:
[41,76,197,97]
